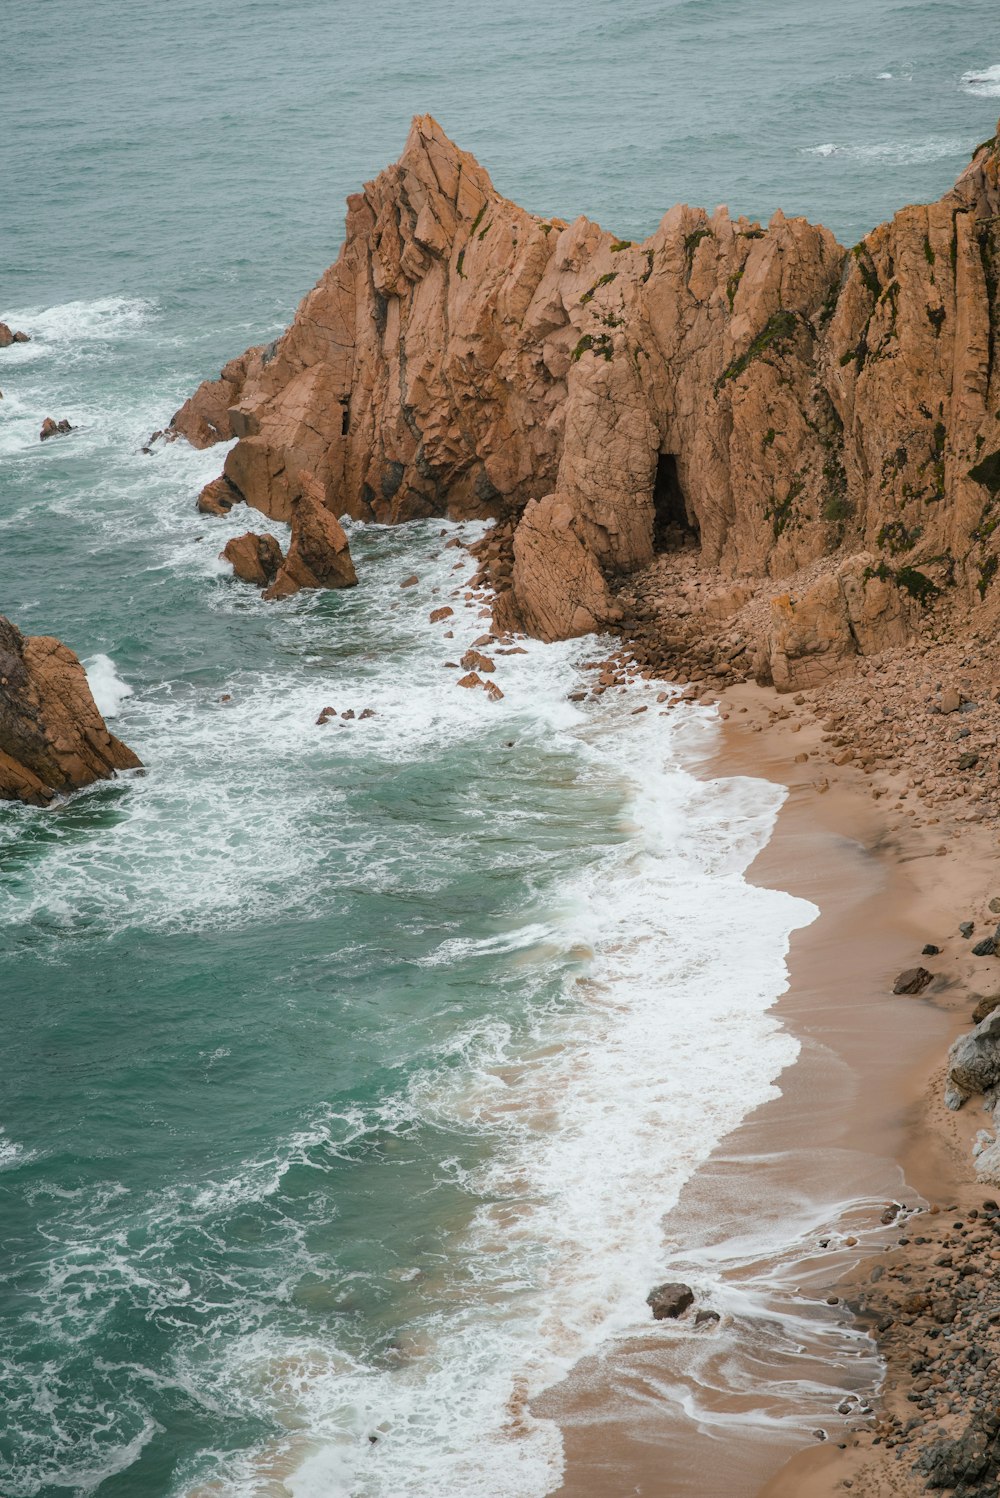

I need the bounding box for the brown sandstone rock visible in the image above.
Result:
[460,649,495,673]
[0,324,29,347]
[0,616,141,805]
[512,496,620,641]
[972,994,1000,1024]
[170,347,263,448]
[429,606,454,622]
[221,532,284,587]
[262,490,357,600]
[197,476,244,516]
[766,554,914,691]
[171,116,1000,664]
[39,417,73,441]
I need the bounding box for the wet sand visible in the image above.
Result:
[536,682,996,1496]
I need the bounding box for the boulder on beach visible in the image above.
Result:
[892,967,933,995]
[0,615,142,806]
[973,994,1000,1025]
[646,1282,695,1320]
[945,1009,1000,1110]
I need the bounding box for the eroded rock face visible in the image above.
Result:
[171,348,262,449]
[172,116,1000,657]
[0,616,142,805]
[197,476,244,516]
[262,489,358,600]
[221,532,284,587]
[512,496,621,641]
[765,553,915,691]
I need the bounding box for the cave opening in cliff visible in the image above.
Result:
[653,453,698,551]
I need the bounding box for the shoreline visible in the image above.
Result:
[536,671,998,1496]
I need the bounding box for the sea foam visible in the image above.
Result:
[84,654,134,718]
[804,135,971,164]
[961,62,1000,97]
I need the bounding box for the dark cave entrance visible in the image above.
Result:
[653,453,698,551]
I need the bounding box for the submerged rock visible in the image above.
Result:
[0,615,141,805]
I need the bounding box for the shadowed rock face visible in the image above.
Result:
[172,114,1000,653]
[0,616,142,805]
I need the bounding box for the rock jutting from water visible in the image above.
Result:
[171,114,1000,684]
[220,531,284,587]
[0,615,142,805]
[0,323,30,347]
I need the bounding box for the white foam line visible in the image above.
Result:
[1,407,830,1495]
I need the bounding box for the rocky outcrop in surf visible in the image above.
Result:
[0,616,142,805]
[221,532,283,587]
[263,488,358,600]
[172,115,1000,682]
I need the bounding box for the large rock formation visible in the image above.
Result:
[0,616,142,805]
[172,115,1000,668]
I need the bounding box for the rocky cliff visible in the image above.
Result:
[171,115,1000,683]
[0,617,142,805]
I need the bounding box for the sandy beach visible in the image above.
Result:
[530,677,999,1496]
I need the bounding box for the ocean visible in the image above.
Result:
[2,2,999,1493]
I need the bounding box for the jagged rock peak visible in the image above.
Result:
[171,118,1000,666]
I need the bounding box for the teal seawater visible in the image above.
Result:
[2,3,999,1495]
